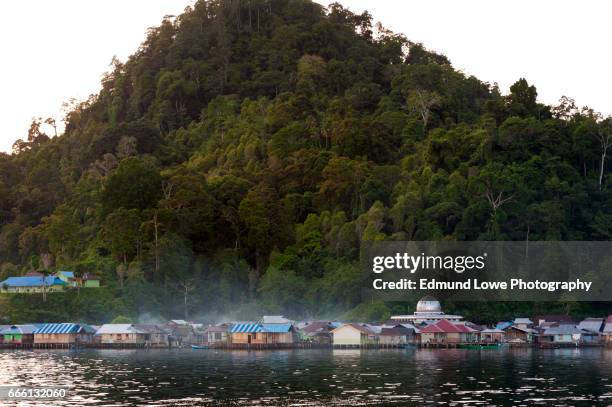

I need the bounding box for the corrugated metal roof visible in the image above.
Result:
[95,324,139,335]
[578,319,604,333]
[33,323,82,334]
[1,276,66,287]
[456,324,477,333]
[363,324,384,334]
[543,324,582,335]
[261,316,291,324]
[420,319,475,334]
[299,321,334,334]
[230,323,263,333]
[331,323,373,335]
[513,318,533,325]
[261,323,292,333]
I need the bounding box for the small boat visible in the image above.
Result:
[190,344,209,350]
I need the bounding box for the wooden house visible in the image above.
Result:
[134,324,170,347]
[230,322,265,345]
[419,319,478,346]
[165,323,196,346]
[331,324,377,347]
[230,322,297,346]
[79,324,97,344]
[33,323,93,347]
[539,324,582,346]
[512,318,534,330]
[577,318,604,344]
[95,324,149,346]
[479,328,504,343]
[0,325,36,346]
[203,324,230,345]
[503,325,534,343]
[378,325,415,346]
[260,323,297,344]
[299,321,336,344]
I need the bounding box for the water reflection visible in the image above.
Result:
[0,348,610,406]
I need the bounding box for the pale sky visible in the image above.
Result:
[0,0,610,153]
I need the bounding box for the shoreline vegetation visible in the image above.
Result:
[0,0,610,324]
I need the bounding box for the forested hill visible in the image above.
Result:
[1,0,610,323]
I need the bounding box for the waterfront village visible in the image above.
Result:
[0,295,611,350]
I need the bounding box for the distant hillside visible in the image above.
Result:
[0,0,610,323]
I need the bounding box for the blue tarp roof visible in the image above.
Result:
[495,321,513,330]
[0,276,66,287]
[57,271,74,278]
[230,323,263,333]
[261,323,292,333]
[33,323,82,334]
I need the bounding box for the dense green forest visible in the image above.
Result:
[1,0,610,324]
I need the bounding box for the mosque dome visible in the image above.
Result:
[416,295,442,313]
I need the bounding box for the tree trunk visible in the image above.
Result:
[154,212,160,273]
[599,151,606,190]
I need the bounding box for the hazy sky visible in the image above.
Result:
[1,0,610,153]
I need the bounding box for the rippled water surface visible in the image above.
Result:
[1,347,611,406]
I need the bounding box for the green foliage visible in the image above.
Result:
[100,157,162,215]
[111,315,133,324]
[1,0,611,323]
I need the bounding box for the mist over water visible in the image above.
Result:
[1,348,611,406]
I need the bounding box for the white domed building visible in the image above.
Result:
[390,296,463,324]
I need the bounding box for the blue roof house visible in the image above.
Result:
[229,322,264,345]
[56,271,76,286]
[0,276,66,294]
[229,320,297,346]
[33,323,95,346]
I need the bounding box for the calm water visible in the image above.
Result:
[1,348,611,406]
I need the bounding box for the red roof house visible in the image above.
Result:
[419,319,477,345]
